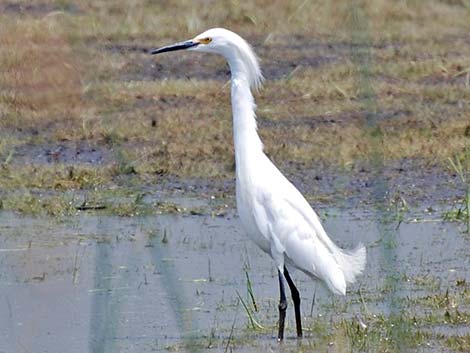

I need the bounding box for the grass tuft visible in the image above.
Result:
[443,145,470,233]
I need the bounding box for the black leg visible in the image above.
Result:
[277,270,287,341]
[284,266,302,338]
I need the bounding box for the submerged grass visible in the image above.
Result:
[445,334,470,352]
[1,192,76,217]
[245,271,259,313]
[236,290,264,331]
[161,287,470,353]
[443,145,470,233]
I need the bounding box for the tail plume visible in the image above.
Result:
[335,244,366,285]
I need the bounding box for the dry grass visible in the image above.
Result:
[0,15,85,129]
[1,0,470,194]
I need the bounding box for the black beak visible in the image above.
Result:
[151,40,199,55]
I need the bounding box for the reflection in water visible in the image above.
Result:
[87,214,201,352]
[89,218,119,353]
[147,220,200,353]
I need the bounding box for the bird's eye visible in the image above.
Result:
[199,37,212,44]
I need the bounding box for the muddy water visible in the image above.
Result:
[0,204,468,353]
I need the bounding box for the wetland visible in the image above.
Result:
[1,0,470,352]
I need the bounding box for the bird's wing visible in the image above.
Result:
[250,172,347,292]
[257,169,337,253]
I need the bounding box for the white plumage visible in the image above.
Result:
[152,27,366,340]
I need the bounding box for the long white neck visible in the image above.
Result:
[228,60,264,169]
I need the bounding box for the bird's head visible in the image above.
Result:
[151,28,263,90]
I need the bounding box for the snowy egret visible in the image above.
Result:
[151,28,366,340]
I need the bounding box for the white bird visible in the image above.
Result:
[151,28,366,340]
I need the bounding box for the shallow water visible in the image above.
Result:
[0,203,468,353]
